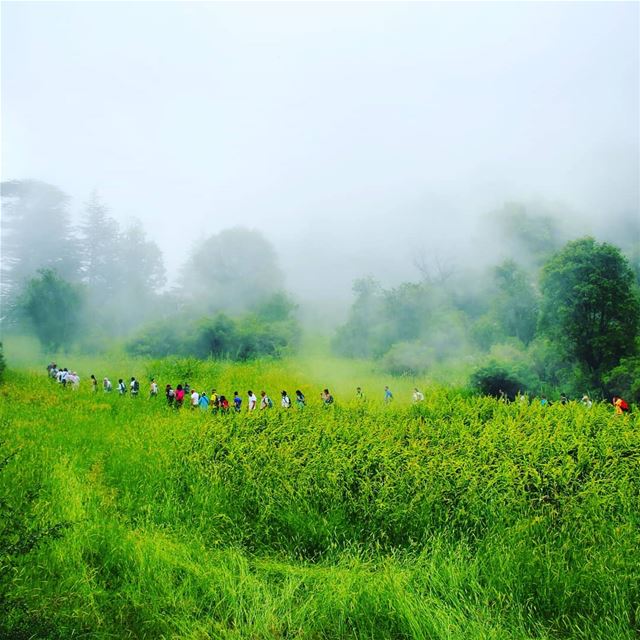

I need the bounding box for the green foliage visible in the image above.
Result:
[20,269,85,351]
[602,356,640,405]
[470,361,528,399]
[127,298,301,361]
[540,237,640,383]
[1,363,638,638]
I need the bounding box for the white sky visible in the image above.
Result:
[2,1,639,312]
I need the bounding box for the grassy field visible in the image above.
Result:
[0,343,638,639]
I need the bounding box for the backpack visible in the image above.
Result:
[266,397,273,408]
[133,380,139,392]
[620,399,630,412]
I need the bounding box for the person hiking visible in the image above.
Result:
[130,377,140,397]
[233,391,242,412]
[211,389,220,414]
[281,390,291,409]
[150,378,158,398]
[384,386,393,404]
[103,377,112,392]
[190,389,200,409]
[260,391,273,410]
[581,394,592,408]
[322,388,334,405]
[175,384,185,408]
[90,374,98,393]
[247,390,257,412]
[198,391,209,410]
[166,384,175,406]
[412,388,424,403]
[613,396,629,415]
[295,389,306,408]
[220,395,230,413]
[356,386,366,402]
[118,379,127,395]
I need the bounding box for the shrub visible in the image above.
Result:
[470,361,527,400]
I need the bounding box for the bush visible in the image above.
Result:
[602,356,640,405]
[470,361,528,400]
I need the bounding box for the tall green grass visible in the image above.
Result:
[0,359,638,639]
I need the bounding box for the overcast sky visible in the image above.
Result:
[2,1,638,313]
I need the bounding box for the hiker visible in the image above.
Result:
[103,377,112,392]
[559,392,568,405]
[384,386,393,403]
[198,391,209,410]
[91,374,98,393]
[581,394,592,408]
[70,372,80,390]
[260,391,273,410]
[150,378,158,398]
[175,384,185,408]
[247,390,257,411]
[540,396,548,407]
[166,384,175,406]
[412,388,424,403]
[233,391,242,412]
[356,387,366,402]
[322,388,334,405]
[211,389,220,414]
[184,383,191,396]
[295,389,306,408]
[220,395,230,413]
[613,396,629,415]
[281,390,291,409]
[130,377,140,397]
[118,379,127,395]
[190,389,200,409]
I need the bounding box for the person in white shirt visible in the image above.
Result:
[260,391,272,410]
[281,391,291,408]
[412,388,424,403]
[150,379,158,398]
[247,390,257,411]
[103,377,112,392]
[190,390,200,409]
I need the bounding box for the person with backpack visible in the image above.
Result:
[211,389,220,414]
[166,384,175,406]
[260,391,273,410]
[384,386,393,404]
[412,388,424,403]
[295,390,306,408]
[220,395,230,413]
[130,377,140,397]
[233,391,242,412]
[247,390,257,412]
[190,389,200,409]
[90,374,98,392]
[103,377,112,392]
[281,390,291,408]
[150,378,158,398]
[118,379,127,395]
[175,384,185,408]
[198,391,209,410]
[322,388,334,405]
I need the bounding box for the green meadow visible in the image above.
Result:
[1,344,638,639]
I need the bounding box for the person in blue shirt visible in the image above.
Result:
[198,391,209,410]
[384,386,393,403]
[233,391,242,412]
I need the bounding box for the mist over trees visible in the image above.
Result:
[2,177,639,394]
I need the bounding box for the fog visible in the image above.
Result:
[2,1,638,328]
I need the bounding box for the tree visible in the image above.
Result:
[20,269,84,351]
[1,180,79,313]
[492,260,539,345]
[540,238,640,383]
[178,228,284,314]
[78,191,120,294]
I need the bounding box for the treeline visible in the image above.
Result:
[333,206,640,400]
[1,180,300,359]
